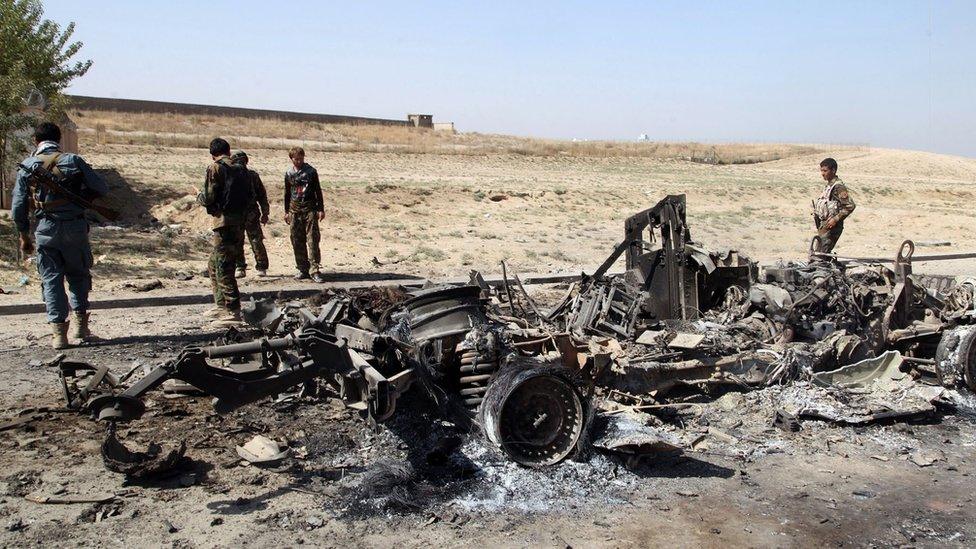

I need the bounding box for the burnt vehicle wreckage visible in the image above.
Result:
[59,195,976,473]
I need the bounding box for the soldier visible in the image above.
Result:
[812,157,856,254]
[284,146,325,282]
[230,151,270,278]
[199,138,250,324]
[12,122,109,349]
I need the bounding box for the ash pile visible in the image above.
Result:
[56,194,976,513]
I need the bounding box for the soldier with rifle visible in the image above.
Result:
[11,122,112,349]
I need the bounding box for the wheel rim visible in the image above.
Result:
[491,372,584,467]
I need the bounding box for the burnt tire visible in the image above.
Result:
[935,326,976,391]
[481,366,585,468]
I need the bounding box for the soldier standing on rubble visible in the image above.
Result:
[230,151,270,278]
[284,146,325,283]
[11,122,109,349]
[812,157,856,254]
[199,138,250,324]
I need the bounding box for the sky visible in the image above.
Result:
[43,0,976,157]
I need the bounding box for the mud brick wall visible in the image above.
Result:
[67,95,414,127]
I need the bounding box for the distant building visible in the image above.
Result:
[407,114,433,128]
[433,122,455,133]
[638,133,649,142]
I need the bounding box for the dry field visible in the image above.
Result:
[2,110,976,293]
[2,112,976,547]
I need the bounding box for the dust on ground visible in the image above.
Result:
[1,294,976,547]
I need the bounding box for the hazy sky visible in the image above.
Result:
[45,1,976,157]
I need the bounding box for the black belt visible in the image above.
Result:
[36,211,85,221]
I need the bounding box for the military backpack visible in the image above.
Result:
[216,158,254,215]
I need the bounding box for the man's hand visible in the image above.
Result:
[260,214,269,225]
[284,213,291,225]
[822,217,837,231]
[18,232,33,256]
[317,211,325,222]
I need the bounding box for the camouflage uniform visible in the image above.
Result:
[813,177,856,253]
[235,168,270,272]
[199,155,245,312]
[284,163,324,275]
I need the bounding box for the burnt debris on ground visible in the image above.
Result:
[9,194,976,515]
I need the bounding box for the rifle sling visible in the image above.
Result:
[35,153,67,207]
[41,199,70,210]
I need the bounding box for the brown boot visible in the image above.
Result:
[210,309,243,327]
[71,311,92,341]
[52,322,70,350]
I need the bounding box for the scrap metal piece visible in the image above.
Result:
[161,379,204,396]
[236,435,289,465]
[810,350,906,388]
[592,412,683,458]
[780,351,946,424]
[403,285,485,342]
[567,279,640,338]
[24,493,116,505]
[667,333,705,350]
[334,323,392,355]
[241,298,284,331]
[59,360,119,410]
[943,279,976,320]
[101,426,186,478]
[635,330,665,345]
[317,297,349,327]
[88,394,146,421]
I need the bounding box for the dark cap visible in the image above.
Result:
[231,150,249,164]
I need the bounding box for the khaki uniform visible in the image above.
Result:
[199,156,245,311]
[813,177,856,253]
[236,169,270,271]
[284,163,324,275]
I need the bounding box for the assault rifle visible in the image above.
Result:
[17,161,119,221]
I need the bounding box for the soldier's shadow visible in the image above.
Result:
[94,168,170,224]
[314,272,426,283]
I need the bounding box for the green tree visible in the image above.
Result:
[0,0,91,205]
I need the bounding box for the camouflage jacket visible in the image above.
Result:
[198,155,245,229]
[248,169,270,217]
[813,177,856,225]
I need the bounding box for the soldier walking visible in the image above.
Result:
[812,157,856,254]
[284,146,325,282]
[230,151,270,278]
[199,138,251,324]
[11,122,109,349]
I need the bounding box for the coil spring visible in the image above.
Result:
[458,349,499,409]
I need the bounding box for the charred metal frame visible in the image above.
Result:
[92,326,416,427]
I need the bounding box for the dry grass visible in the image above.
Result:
[71,109,821,163]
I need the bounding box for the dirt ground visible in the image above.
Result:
[1,296,976,548]
[2,120,976,547]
